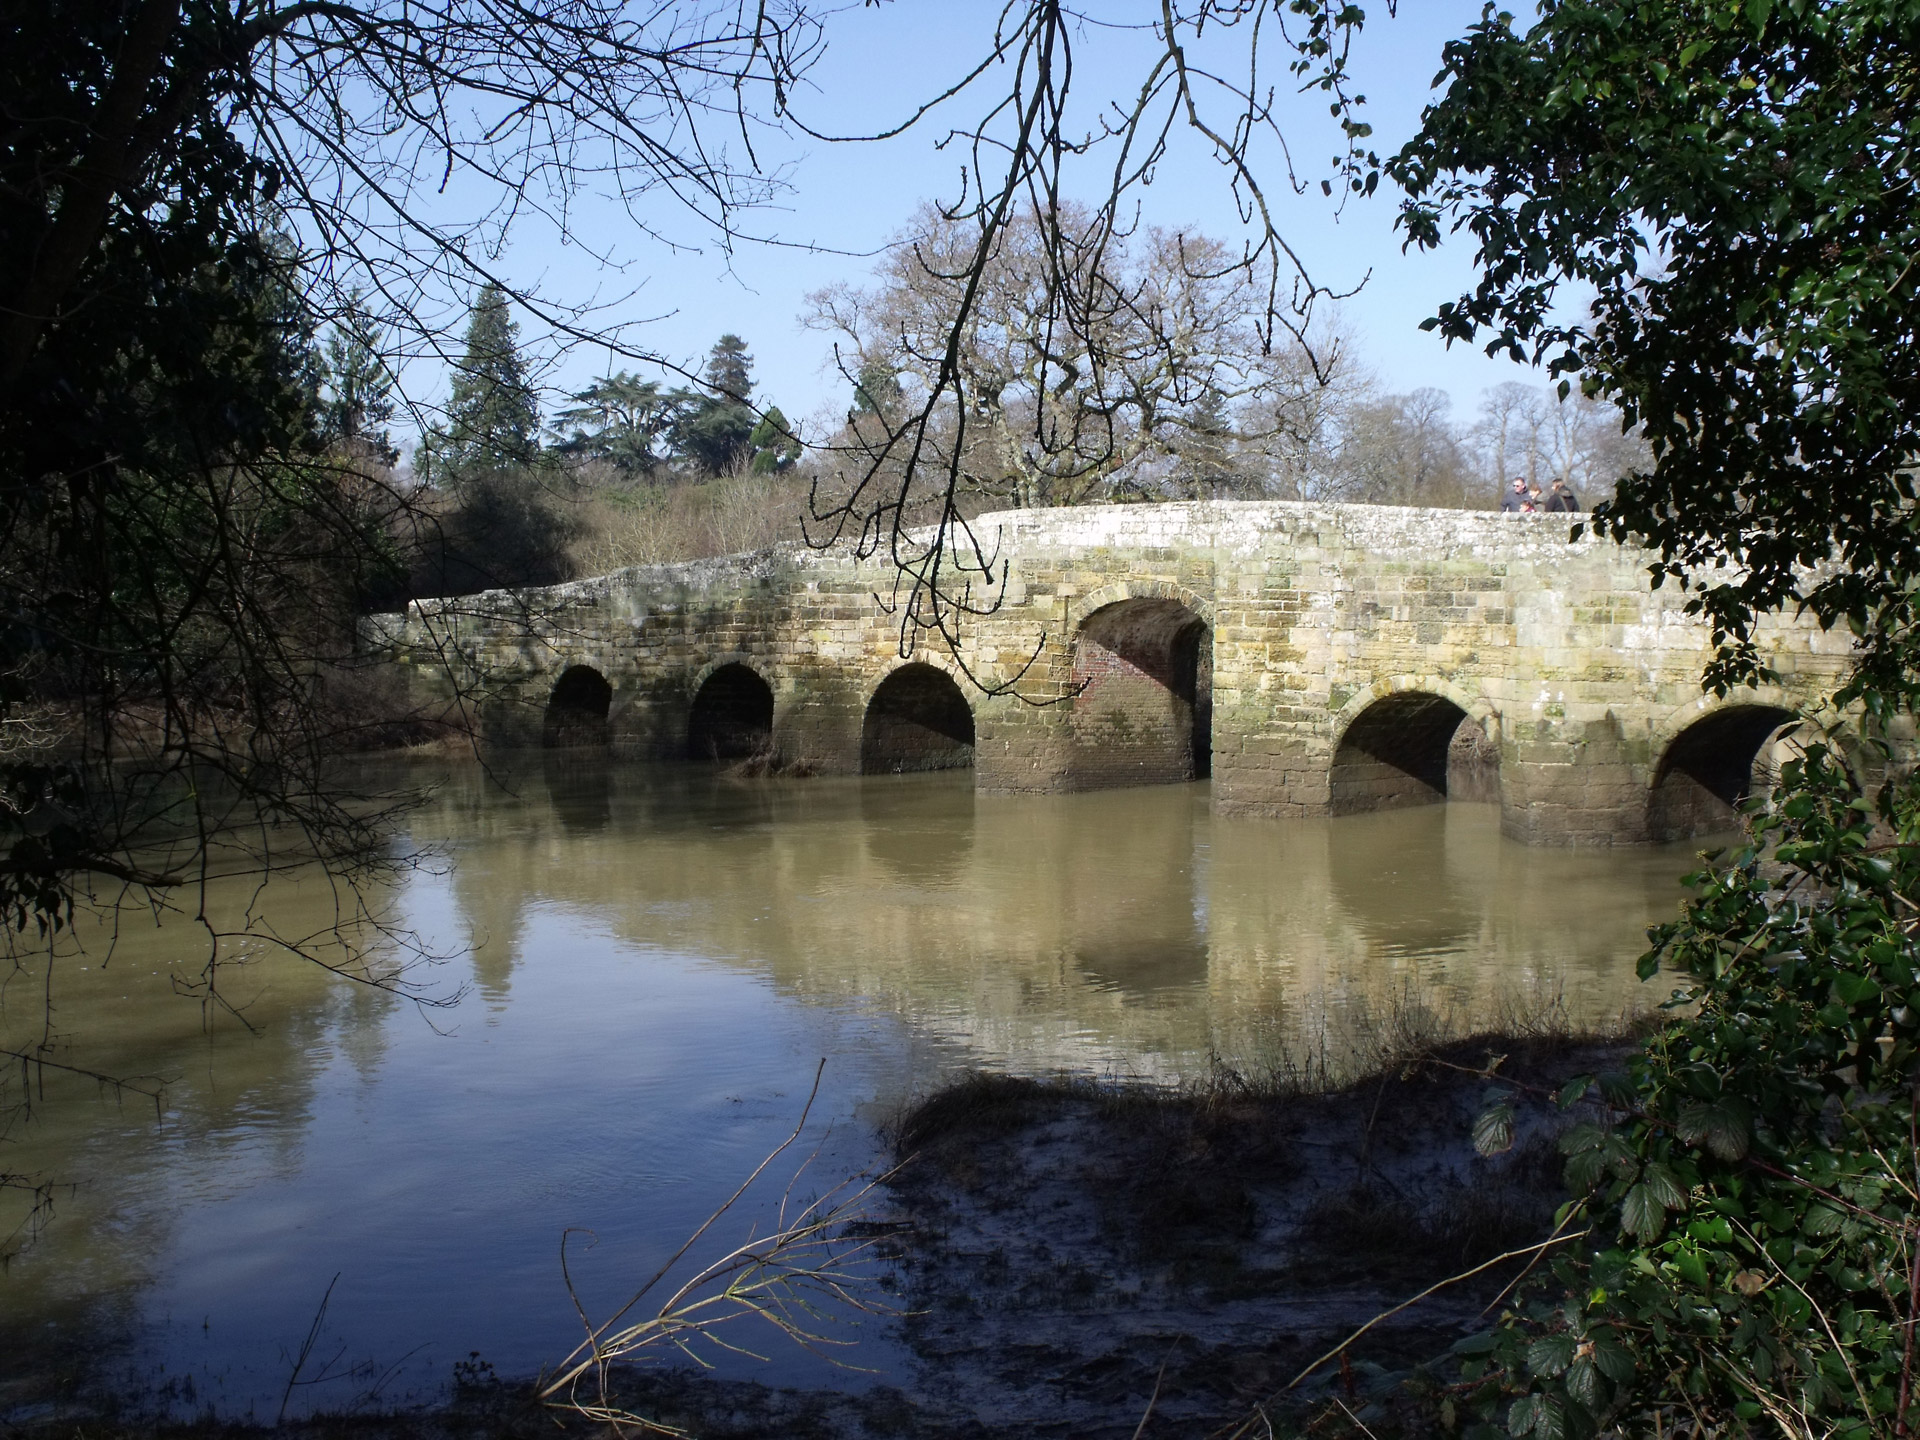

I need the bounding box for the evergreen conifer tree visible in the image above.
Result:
[704,334,752,400]
[673,334,757,475]
[322,290,398,465]
[849,359,902,421]
[430,282,539,484]
[748,406,800,474]
[550,373,676,479]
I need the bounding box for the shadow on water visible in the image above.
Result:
[543,750,614,834]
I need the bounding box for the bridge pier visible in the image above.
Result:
[1496,712,1649,846]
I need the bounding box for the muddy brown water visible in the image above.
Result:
[0,762,1717,1418]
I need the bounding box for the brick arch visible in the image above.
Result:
[1068,579,1215,632]
[1066,586,1214,788]
[1328,676,1499,815]
[871,650,968,688]
[1649,687,1809,756]
[1647,691,1865,841]
[1330,675,1498,738]
[687,657,776,761]
[688,651,774,697]
[861,660,976,774]
[543,663,613,749]
[1646,690,1870,772]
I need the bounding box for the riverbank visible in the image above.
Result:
[6,1023,1638,1440]
[570,1021,1644,1437]
[857,1026,1631,1437]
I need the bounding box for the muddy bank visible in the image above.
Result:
[606,1031,1630,1438]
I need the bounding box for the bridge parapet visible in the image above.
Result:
[364,500,1874,845]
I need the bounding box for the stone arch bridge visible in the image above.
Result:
[363,501,1872,846]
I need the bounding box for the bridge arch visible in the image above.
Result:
[862,661,975,774]
[688,660,775,761]
[1329,677,1499,815]
[1648,698,1804,841]
[1069,592,1212,788]
[1067,579,1215,632]
[543,664,613,749]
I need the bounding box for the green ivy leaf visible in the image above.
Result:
[1833,972,1880,1006]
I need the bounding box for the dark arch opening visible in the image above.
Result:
[862,664,975,774]
[543,665,613,749]
[1331,693,1477,815]
[688,663,775,761]
[1070,597,1212,788]
[1649,704,1798,841]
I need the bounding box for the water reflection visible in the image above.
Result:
[0,760,1716,1416]
[543,751,614,833]
[415,762,1693,1074]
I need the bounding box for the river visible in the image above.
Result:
[0,761,1716,1417]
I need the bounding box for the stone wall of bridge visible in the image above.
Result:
[362,500,1874,846]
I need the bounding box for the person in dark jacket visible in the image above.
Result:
[1545,479,1581,513]
[1499,477,1529,513]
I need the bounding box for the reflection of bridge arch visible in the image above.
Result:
[862,663,975,774]
[688,662,774,761]
[1649,701,1801,841]
[1070,595,1212,788]
[543,664,612,749]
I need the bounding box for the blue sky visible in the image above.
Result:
[445,2,1551,441]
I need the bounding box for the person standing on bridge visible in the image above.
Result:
[1500,478,1529,513]
[1545,478,1581,513]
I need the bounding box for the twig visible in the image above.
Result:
[278,1271,341,1424]
[1132,1341,1179,1440]
[1286,1231,1590,1391]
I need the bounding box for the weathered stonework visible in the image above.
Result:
[362,500,1881,845]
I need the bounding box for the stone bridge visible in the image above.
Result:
[363,500,1874,846]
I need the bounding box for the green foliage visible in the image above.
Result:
[1457,737,1920,1437]
[0,25,399,921]
[550,341,794,485]
[428,281,540,484]
[412,470,577,597]
[849,358,902,420]
[672,334,759,476]
[704,333,752,401]
[1393,0,1920,694]
[550,372,678,478]
[322,290,398,465]
[748,406,800,475]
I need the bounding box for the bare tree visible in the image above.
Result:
[1331,387,1472,507]
[1470,382,1544,493]
[805,206,1333,512]
[1466,383,1648,506]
